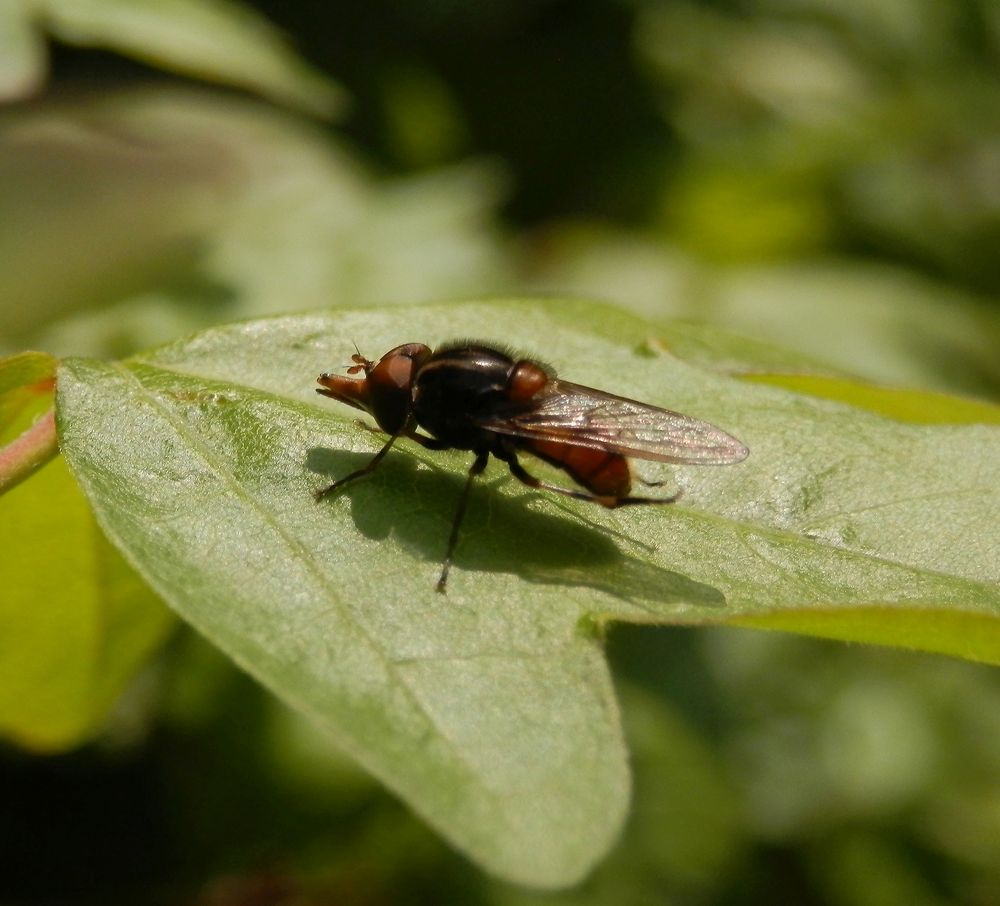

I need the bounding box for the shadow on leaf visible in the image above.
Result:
[307,446,726,611]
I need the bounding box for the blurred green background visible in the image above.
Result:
[2,1,999,903]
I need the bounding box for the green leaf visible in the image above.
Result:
[1,351,56,429]
[39,0,344,116]
[0,350,173,748]
[533,229,1000,399]
[1,352,59,494]
[2,89,509,356]
[497,681,742,906]
[0,0,45,101]
[0,351,57,397]
[640,321,849,378]
[743,373,1000,425]
[55,299,1000,885]
[0,440,173,751]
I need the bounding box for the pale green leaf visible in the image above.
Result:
[41,0,344,116]
[0,0,45,101]
[1,351,56,429]
[532,229,1000,398]
[0,446,173,751]
[0,351,57,397]
[0,350,173,748]
[55,299,1000,885]
[0,352,59,493]
[743,373,1000,425]
[1,89,510,355]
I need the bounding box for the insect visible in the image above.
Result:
[315,342,748,592]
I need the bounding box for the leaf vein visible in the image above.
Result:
[110,362,498,791]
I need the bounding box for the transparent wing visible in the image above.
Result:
[477,380,749,465]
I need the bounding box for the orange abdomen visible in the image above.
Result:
[527,439,632,501]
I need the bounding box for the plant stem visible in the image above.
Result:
[0,409,58,496]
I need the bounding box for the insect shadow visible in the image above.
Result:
[307,446,727,610]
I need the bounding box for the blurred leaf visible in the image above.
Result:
[1,88,511,357]
[1,354,171,750]
[817,830,947,906]
[0,421,174,751]
[744,374,1000,425]
[532,230,1000,399]
[56,299,999,884]
[0,90,237,344]
[0,0,45,101]
[636,320,846,378]
[706,264,1000,399]
[615,684,740,890]
[0,352,58,495]
[635,0,1000,291]
[1,351,57,427]
[0,351,57,397]
[378,63,469,168]
[498,683,741,906]
[208,157,512,319]
[690,623,1000,901]
[665,163,833,260]
[37,0,344,116]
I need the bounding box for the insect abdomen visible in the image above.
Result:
[527,439,632,501]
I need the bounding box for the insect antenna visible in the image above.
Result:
[344,341,372,374]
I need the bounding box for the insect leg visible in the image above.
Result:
[615,489,681,506]
[504,451,681,508]
[504,452,618,506]
[353,419,450,451]
[406,431,452,451]
[313,433,400,500]
[437,449,490,593]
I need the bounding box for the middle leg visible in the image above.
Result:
[437,449,490,593]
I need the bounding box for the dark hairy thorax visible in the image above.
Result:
[411,345,520,451]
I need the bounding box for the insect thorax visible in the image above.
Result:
[411,346,516,449]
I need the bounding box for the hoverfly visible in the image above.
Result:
[315,342,748,592]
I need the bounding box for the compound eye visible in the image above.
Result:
[378,350,417,391]
[367,346,428,434]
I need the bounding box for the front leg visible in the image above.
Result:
[313,433,400,500]
[354,418,450,451]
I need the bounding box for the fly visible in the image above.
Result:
[315,342,748,592]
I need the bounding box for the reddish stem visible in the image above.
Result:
[0,409,58,495]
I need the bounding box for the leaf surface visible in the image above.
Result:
[56,299,1000,885]
[0,354,172,749]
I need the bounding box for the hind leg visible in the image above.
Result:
[504,451,681,508]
